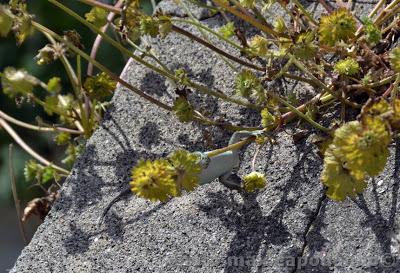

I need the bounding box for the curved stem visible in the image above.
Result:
[207,136,256,157]
[0,118,70,175]
[0,110,83,134]
[87,0,124,76]
[172,18,244,51]
[78,0,121,13]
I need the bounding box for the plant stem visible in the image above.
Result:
[33,21,173,112]
[8,144,28,245]
[87,0,124,76]
[0,118,70,174]
[207,136,256,157]
[391,73,400,104]
[212,0,287,38]
[0,110,83,134]
[78,0,121,13]
[292,0,318,26]
[171,25,264,71]
[269,92,330,132]
[48,0,255,109]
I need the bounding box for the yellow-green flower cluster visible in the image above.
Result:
[248,35,269,57]
[318,8,356,46]
[334,57,360,76]
[243,172,267,192]
[130,150,202,202]
[261,108,278,129]
[321,103,392,201]
[0,5,13,37]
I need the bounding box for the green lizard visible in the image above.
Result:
[99,130,263,224]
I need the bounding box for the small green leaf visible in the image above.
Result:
[85,7,108,28]
[1,67,38,97]
[47,77,62,93]
[219,22,235,39]
[0,5,13,37]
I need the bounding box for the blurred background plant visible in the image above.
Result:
[0,0,153,271]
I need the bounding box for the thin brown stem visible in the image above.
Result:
[87,0,124,76]
[171,25,264,71]
[78,0,121,13]
[0,110,83,134]
[8,144,28,245]
[0,118,70,174]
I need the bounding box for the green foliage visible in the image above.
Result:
[1,67,38,97]
[361,17,382,46]
[85,7,107,28]
[172,97,194,122]
[0,5,13,37]
[390,47,400,73]
[243,172,266,192]
[84,72,116,100]
[219,22,235,39]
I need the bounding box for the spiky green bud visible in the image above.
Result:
[318,8,356,46]
[235,70,262,98]
[261,108,277,129]
[55,132,71,145]
[239,0,255,8]
[248,35,269,56]
[139,15,159,37]
[334,57,360,76]
[84,72,116,100]
[47,77,62,93]
[361,16,381,46]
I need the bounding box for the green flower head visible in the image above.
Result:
[243,172,267,192]
[334,57,360,76]
[168,149,202,193]
[130,159,177,202]
[318,8,356,46]
[235,70,262,98]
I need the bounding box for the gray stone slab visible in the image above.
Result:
[11,1,400,273]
